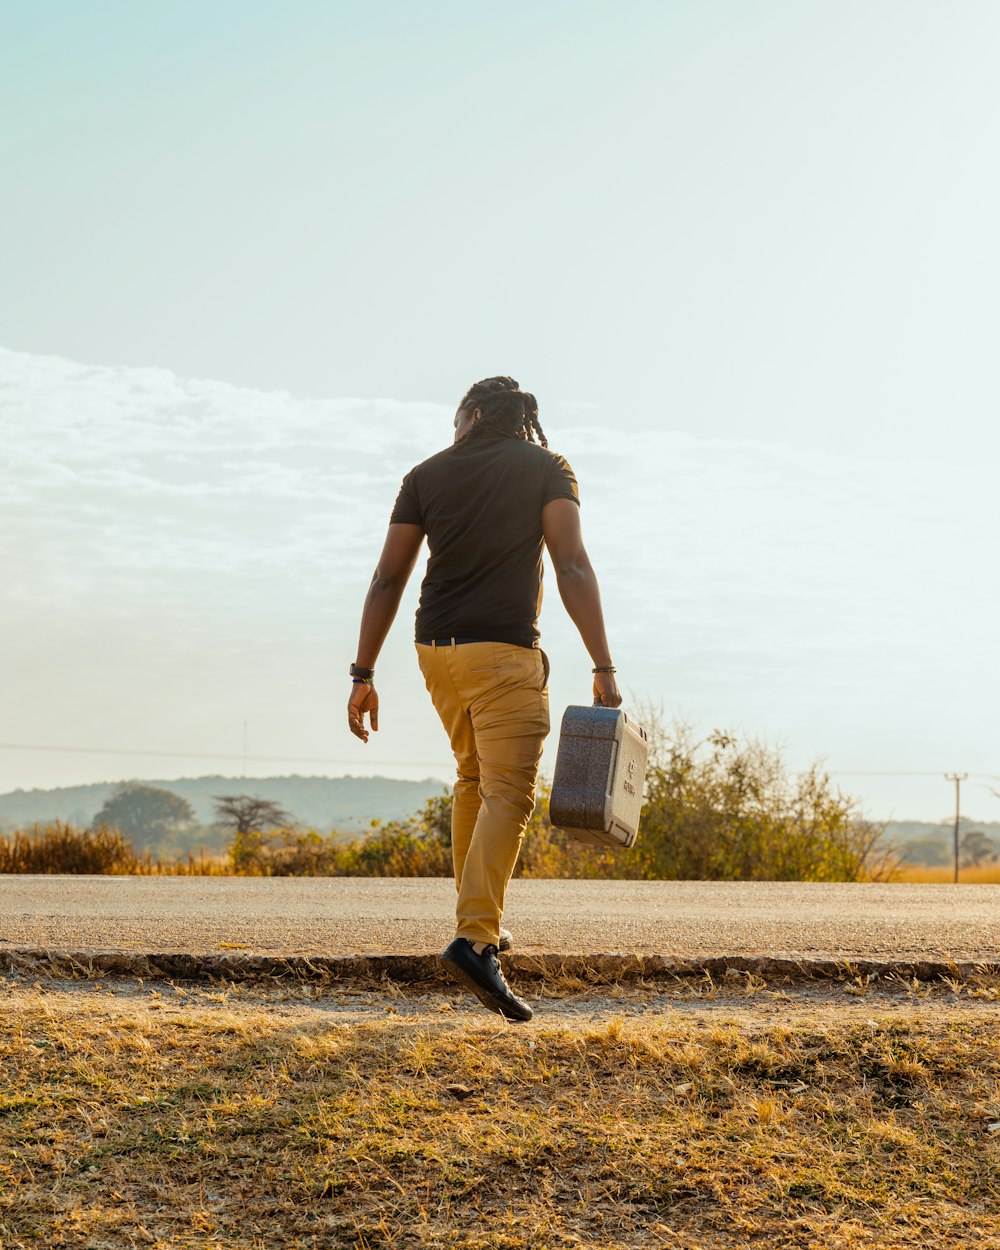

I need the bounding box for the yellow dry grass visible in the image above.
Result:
[894,865,1000,885]
[1,975,998,1250]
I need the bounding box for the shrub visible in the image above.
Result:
[625,722,895,882]
[225,805,453,878]
[0,821,151,874]
[272,719,895,883]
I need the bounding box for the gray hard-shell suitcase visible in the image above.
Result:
[549,706,649,848]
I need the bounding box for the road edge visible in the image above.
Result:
[2,946,998,986]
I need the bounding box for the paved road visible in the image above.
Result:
[0,875,995,962]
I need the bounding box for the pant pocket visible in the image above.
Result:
[467,642,504,673]
[469,642,530,674]
[540,648,550,690]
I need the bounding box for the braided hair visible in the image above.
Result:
[458,375,548,448]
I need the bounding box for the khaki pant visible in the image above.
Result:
[416,640,550,946]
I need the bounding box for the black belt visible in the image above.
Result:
[417,636,489,646]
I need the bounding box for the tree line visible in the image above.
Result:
[0,719,932,880]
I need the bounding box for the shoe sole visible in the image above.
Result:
[439,952,532,1023]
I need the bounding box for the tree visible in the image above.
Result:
[348,717,897,883]
[92,784,195,845]
[212,795,294,836]
[960,829,997,868]
[898,836,951,867]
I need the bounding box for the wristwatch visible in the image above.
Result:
[350,663,375,681]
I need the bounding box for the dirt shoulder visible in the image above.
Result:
[2,970,999,1250]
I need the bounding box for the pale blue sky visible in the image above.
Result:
[2,3,999,822]
[3,1,999,459]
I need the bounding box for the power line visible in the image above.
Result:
[828,770,951,778]
[0,741,449,769]
[0,740,997,784]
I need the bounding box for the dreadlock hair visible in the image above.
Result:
[458,375,548,448]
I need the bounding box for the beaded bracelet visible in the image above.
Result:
[352,677,373,685]
[592,666,617,674]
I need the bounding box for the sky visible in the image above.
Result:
[1,2,999,823]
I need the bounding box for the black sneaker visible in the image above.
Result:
[440,938,533,1022]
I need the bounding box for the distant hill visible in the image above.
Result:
[0,774,449,835]
[883,818,1000,841]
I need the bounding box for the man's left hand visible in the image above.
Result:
[593,670,622,708]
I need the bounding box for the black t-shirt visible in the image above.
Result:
[390,427,579,648]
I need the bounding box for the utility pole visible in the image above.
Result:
[944,773,967,884]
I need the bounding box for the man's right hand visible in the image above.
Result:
[593,670,622,708]
[348,682,379,742]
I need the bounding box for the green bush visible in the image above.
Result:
[237,719,893,883]
[618,723,894,881]
[225,797,454,877]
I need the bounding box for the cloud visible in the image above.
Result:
[2,345,997,813]
[3,345,994,633]
[1,348,438,602]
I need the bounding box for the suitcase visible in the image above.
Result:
[549,705,649,848]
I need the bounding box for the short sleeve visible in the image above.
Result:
[389,469,423,526]
[542,454,580,508]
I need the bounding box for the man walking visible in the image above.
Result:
[348,376,620,1021]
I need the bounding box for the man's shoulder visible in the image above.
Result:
[501,439,573,471]
[406,436,572,480]
[404,444,455,480]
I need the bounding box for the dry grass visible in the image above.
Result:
[0,822,231,876]
[894,865,1000,885]
[1,975,999,1250]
